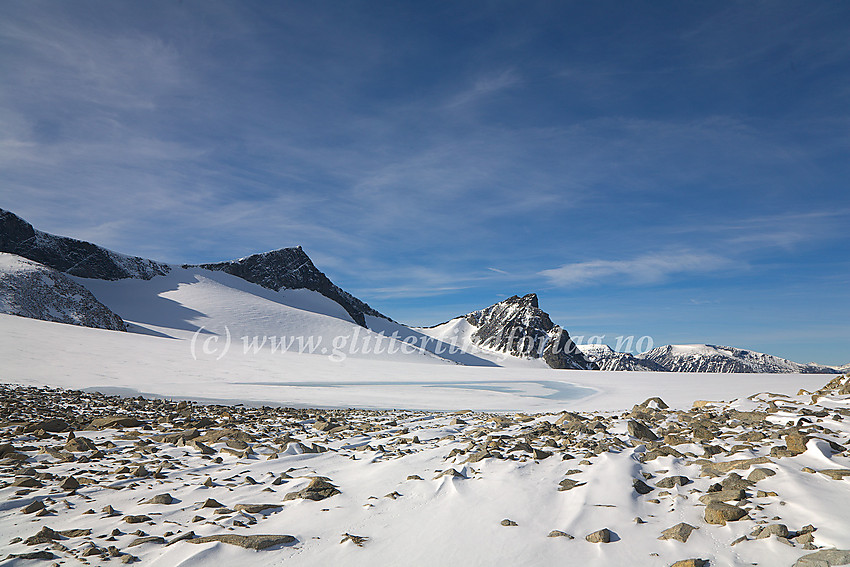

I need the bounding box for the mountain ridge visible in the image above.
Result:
[0,207,385,328]
[188,248,388,328]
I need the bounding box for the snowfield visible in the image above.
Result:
[0,314,831,412]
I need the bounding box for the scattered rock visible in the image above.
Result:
[283,478,340,501]
[128,536,166,547]
[188,534,296,549]
[234,503,281,513]
[501,519,518,526]
[585,528,614,543]
[558,478,586,491]
[91,416,145,429]
[24,526,60,545]
[785,431,810,455]
[627,420,659,441]
[751,524,789,539]
[658,523,698,543]
[547,530,574,538]
[698,489,745,504]
[5,551,56,560]
[704,502,748,525]
[747,468,776,482]
[793,549,850,567]
[143,493,174,505]
[656,476,691,489]
[340,533,369,547]
[670,560,708,567]
[59,476,80,490]
[22,500,45,514]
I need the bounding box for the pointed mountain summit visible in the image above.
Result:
[190,248,388,327]
[451,293,596,370]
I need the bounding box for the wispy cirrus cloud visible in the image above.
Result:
[446,69,521,108]
[539,251,737,287]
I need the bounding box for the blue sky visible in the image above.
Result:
[1,1,848,364]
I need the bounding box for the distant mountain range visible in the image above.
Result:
[0,206,845,373]
[578,342,847,374]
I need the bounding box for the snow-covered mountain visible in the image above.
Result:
[190,248,387,328]
[577,344,666,372]
[1,208,384,329]
[423,293,597,370]
[638,344,842,374]
[0,253,125,331]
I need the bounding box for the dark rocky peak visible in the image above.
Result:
[0,208,170,280]
[463,293,596,370]
[191,247,389,328]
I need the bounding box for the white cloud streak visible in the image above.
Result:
[539,251,737,287]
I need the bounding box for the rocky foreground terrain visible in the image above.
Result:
[2,376,850,566]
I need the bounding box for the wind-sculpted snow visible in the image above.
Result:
[190,247,388,328]
[0,253,125,330]
[0,208,170,280]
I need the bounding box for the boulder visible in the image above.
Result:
[283,478,340,501]
[658,523,698,543]
[793,550,850,567]
[704,502,748,525]
[187,534,296,549]
[627,420,659,441]
[91,416,144,429]
[585,528,614,543]
[656,476,691,489]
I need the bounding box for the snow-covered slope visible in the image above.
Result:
[639,344,841,374]
[191,247,388,328]
[422,294,596,370]
[0,253,125,330]
[77,265,463,363]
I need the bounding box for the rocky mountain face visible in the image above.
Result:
[638,344,841,374]
[461,293,597,370]
[0,208,170,280]
[577,344,667,372]
[190,248,388,328]
[0,253,126,331]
